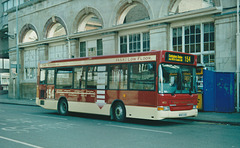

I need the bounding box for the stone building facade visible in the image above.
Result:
[5,0,239,99]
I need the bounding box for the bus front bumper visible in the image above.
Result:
[156,109,198,119]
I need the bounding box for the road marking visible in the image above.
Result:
[23,113,67,120]
[0,136,43,148]
[106,124,172,134]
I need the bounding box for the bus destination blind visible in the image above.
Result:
[165,52,194,64]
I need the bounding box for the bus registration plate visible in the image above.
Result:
[179,113,187,117]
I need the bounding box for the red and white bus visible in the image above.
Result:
[36,50,198,121]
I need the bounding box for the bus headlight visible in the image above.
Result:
[157,106,170,111]
[193,105,198,109]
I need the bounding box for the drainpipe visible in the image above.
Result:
[237,0,240,112]
[67,36,71,58]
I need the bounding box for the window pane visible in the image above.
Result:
[3,59,9,69]
[130,63,155,90]
[87,66,108,89]
[120,36,127,54]
[185,26,189,35]
[74,67,86,89]
[172,27,182,52]
[185,45,189,53]
[40,69,46,84]
[173,46,177,51]
[109,64,128,90]
[204,43,208,51]
[0,59,3,69]
[204,23,215,52]
[190,35,195,43]
[178,45,182,52]
[196,34,200,43]
[204,23,210,33]
[143,32,150,52]
[210,55,215,63]
[197,55,201,63]
[204,33,209,42]
[210,42,215,51]
[190,26,195,34]
[178,28,182,36]
[173,28,177,37]
[196,44,200,52]
[47,70,55,84]
[56,69,73,89]
[80,42,86,57]
[190,45,195,53]
[173,37,177,45]
[185,36,189,44]
[203,55,209,63]
[178,36,182,45]
[129,33,141,53]
[196,25,201,33]
[97,39,103,56]
[210,32,214,41]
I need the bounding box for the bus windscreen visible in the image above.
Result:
[158,64,197,94]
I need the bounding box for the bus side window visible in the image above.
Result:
[109,64,128,90]
[56,68,73,89]
[130,63,155,90]
[87,66,97,89]
[40,69,46,84]
[86,66,108,89]
[47,69,55,84]
[74,67,86,89]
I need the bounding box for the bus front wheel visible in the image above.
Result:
[113,102,126,122]
[58,99,68,115]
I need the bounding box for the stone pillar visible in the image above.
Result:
[149,24,168,51]
[215,15,236,72]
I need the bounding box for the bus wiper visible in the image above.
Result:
[189,77,193,95]
[189,89,192,95]
[171,88,177,96]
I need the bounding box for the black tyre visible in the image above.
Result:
[113,102,126,122]
[58,99,68,115]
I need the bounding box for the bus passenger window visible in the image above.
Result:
[56,68,73,89]
[40,69,46,84]
[109,64,128,90]
[130,63,155,90]
[47,70,55,84]
[87,66,97,89]
[74,67,86,89]
[87,66,108,89]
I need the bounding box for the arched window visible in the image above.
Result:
[47,23,66,38]
[78,14,102,32]
[117,2,150,25]
[22,30,38,43]
[170,0,214,14]
[44,16,67,38]
[76,7,103,32]
[20,24,38,43]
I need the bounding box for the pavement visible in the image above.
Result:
[1,94,240,126]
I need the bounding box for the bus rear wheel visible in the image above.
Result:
[58,99,68,115]
[113,102,126,122]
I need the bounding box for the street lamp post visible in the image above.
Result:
[237,0,240,112]
[16,0,20,99]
